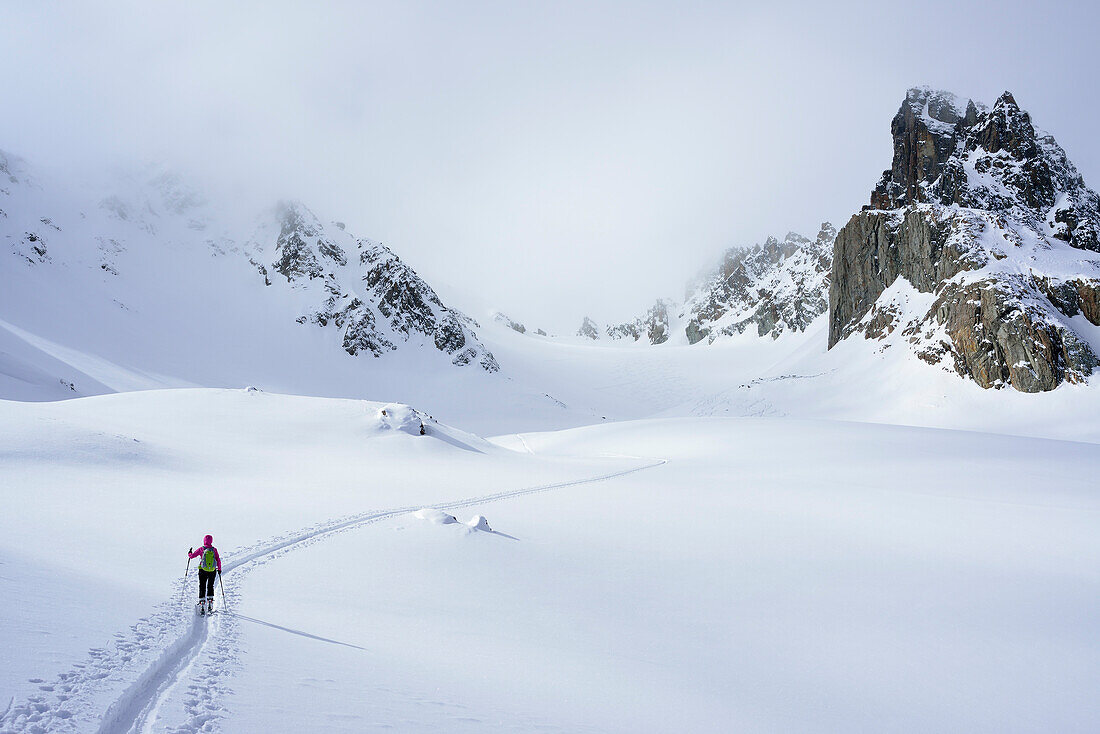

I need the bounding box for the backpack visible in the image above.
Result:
[200,547,217,572]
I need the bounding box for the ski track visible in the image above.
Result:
[0,456,666,734]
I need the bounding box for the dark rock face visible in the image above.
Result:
[829,208,979,345]
[685,224,835,343]
[870,88,971,211]
[256,201,499,371]
[272,204,327,282]
[929,278,1098,391]
[868,89,1100,252]
[830,88,1100,392]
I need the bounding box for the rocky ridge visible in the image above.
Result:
[683,224,835,344]
[1,156,499,374]
[576,224,835,345]
[246,202,499,371]
[830,88,1100,391]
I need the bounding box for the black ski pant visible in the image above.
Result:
[198,569,217,600]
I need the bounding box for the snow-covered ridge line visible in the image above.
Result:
[573,223,836,346]
[0,160,499,407]
[2,454,665,734]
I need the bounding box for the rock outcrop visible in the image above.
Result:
[829,88,1100,391]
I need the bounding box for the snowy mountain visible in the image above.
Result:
[682,224,836,343]
[245,202,498,370]
[565,89,1100,395]
[829,88,1100,392]
[573,224,834,346]
[0,151,499,404]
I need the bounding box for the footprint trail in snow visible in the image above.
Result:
[0,457,664,734]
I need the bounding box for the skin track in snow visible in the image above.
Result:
[0,456,662,734]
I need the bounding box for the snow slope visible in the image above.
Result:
[0,156,587,433]
[0,389,647,731]
[661,311,1100,443]
[478,314,1100,443]
[2,390,1098,732]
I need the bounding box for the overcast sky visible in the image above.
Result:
[2,1,1098,330]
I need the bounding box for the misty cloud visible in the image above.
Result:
[2,0,1098,331]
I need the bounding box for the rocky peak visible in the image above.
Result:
[867,88,1099,252]
[815,222,837,246]
[271,201,349,282]
[830,89,1100,392]
[973,92,1037,158]
[869,87,974,210]
[643,299,672,344]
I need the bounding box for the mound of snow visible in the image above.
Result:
[412,510,495,533]
[376,404,426,435]
[413,508,458,525]
[465,515,492,532]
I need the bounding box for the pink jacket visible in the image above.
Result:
[189,534,222,572]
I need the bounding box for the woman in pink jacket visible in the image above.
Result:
[188,534,222,615]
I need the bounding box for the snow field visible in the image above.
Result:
[1,381,1099,732]
[213,419,1098,732]
[0,389,645,732]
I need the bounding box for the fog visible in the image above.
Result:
[3,1,1097,330]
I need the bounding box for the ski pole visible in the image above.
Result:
[181,548,192,603]
[219,571,229,613]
